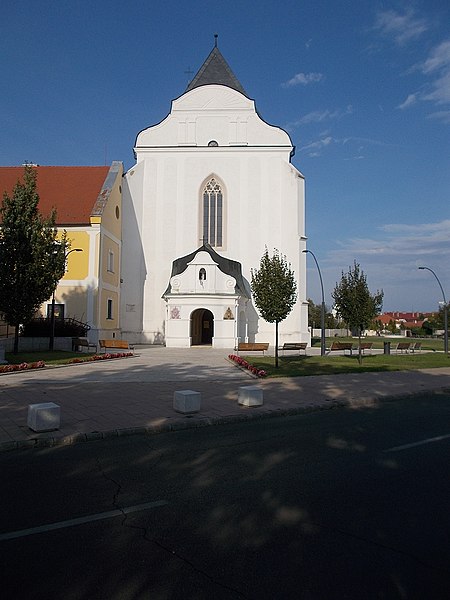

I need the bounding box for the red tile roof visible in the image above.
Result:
[0,166,110,225]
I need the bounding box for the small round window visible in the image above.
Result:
[208,140,218,147]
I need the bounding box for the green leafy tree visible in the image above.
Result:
[0,166,67,353]
[307,298,338,331]
[306,298,322,329]
[427,306,447,330]
[251,248,297,368]
[332,261,383,364]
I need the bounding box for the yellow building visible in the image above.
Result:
[0,162,123,344]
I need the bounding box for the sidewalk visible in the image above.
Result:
[1,346,450,452]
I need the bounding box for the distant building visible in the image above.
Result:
[376,311,438,331]
[0,162,123,340]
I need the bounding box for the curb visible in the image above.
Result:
[1,389,442,454]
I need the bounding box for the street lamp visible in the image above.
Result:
[418,266,448,355]
[303,249,326,356]
[49,248,83,351]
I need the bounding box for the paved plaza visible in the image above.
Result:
[1,346,450,451]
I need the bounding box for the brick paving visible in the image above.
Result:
[1,346,450,451]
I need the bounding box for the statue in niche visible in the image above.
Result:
[224,307,234,320]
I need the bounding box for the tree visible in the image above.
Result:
[332,261,383,364]
[427,306,447,330]
[306,298,322,329]
[251,249,297,368]
[0,166,67,353]
[307,298,339,330]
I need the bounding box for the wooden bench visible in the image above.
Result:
[72,337,97,353]
[278,342,307,355]
[235,342,269,355]
[357,342,373,354]
[394,342,412,354]
[98,339,134,354]
[411,342,422,353]
[327,341,354,355]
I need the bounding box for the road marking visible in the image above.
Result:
[0,500,168,542]
[384,433,450,453]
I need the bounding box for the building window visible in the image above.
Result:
[107,298,113,320]
[107,250,114,273]
[47,304,65,320]
[199,268,206,281]
[202,177,223,247]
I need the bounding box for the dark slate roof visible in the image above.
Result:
[163,243,251,298]
[186,47,247,97]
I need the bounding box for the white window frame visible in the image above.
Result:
[201,177,224,248]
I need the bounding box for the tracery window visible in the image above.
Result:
[202,178,223,247]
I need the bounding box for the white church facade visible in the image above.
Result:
[120,43,309,348]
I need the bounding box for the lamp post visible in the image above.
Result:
[303,249,326,356]
[49,248,83,351]
[418,266,448,355]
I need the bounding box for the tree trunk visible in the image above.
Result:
[358,327,362,365]
[275,320,279,368]
[13,323,19,354]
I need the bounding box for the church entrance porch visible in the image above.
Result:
[163,243,251,348]
[191,308,214,345]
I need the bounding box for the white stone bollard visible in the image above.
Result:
[238,385,264,407]
[27,402,61,432]
[173,390,201,414]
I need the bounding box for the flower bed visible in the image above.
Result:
[228,354,267,378]
[0,360,45,373]
[0,352,133,373]
[68,352,133,363]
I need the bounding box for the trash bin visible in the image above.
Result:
[383,341,391,355]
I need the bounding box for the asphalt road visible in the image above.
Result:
[1,392,450,599]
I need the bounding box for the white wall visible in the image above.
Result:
[121,84,308,345]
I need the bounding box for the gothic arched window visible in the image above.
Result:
[202,178,223,247]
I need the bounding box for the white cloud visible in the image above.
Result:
[287,105,353,129]
[326,221,450,278]
[397,93,418,109]
[298,133,391,158]
[398,40,450,122]
[318,220,450,311]
[422,41,450,74]
[282,72,323,88]
[381,220,450,234]
[427,110,450,124]
[423,68,450,105]
[299,136,333,155]
[420,41,450,106]
[374,8,428,46]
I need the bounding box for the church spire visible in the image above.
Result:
[185,39,247,96]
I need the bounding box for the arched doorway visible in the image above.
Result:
[191,308,214,345]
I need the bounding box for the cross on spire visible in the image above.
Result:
[184,66,194,85]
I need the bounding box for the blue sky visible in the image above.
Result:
[2,0,449,312]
